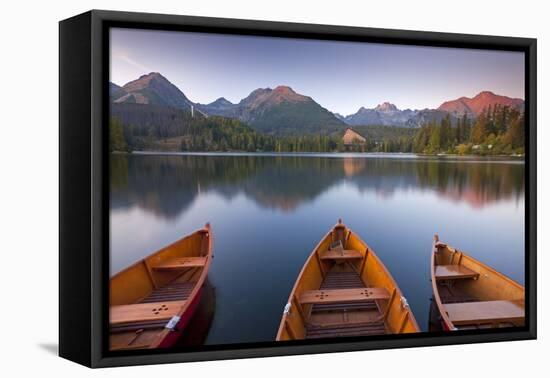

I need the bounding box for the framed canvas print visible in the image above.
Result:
[59,10,536,368]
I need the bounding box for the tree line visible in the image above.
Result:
[412,105,524,155]
[110,104,525,155]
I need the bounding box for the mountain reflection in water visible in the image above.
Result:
[111,154,524,218]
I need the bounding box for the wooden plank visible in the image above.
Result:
[382,288,397,321]
[306,321,386,339]
[284,318,297,340]
[435,265,479,280]
[360,248,368,276]
[397,311,410,333]
[142,260,158,289]
[444,300,524,325]
[315,250,325,278]
[110,300,186,325]
[293,294,307,323]
[299,287,390,305]
[320,249,363,261]
[152,256,207,271]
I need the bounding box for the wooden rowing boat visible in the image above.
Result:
[431,235,524,331]
[109,224,213,350]
[276,219,420,340]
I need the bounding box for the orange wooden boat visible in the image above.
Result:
[276,219,419,341]
[431,235,525,331]
[109,224,213,350]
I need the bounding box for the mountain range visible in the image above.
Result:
[343,91,524,128]
[110,72,524,135]
[197,86,345,134]
[344,102,418,127]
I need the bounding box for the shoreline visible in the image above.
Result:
[112,150,525,163]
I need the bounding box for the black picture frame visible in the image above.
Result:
[59,9,537,368]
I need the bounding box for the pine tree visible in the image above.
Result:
[109,117,127,152]
[440,114,452,151]
[460,113,470,143]
[503,111,524,149]
[429,122,441,153]
[496,105,508,134]
[471,111,488,144]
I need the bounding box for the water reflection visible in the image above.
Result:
[111,154,524,219]
[176,279,216,347]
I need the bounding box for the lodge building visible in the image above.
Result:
[342,128,367,146]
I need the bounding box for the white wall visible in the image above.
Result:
[0,0,546,376]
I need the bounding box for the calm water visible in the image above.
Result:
[110,153,525,344]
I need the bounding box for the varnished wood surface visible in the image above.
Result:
[435,265,479,280]
[140,282,195,303]
[300,287,390,305]
[152,256,208,271]
[306,321,386,338]
[445,300,525,325]
[320,249,363,261]
[110,300,186,325]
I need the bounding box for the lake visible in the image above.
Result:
[110,153,525,345]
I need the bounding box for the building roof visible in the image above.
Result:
[343,128,367,144]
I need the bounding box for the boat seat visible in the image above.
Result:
[152,256,207,271]
[110,300,186,325]
[444,300,524,326]
[299,287,390,305]
[313,270,377,312]
[435,265,479,280]
[320,249,363,261]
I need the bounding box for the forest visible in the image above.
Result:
[411,105,525,155]
[109,104,525,155]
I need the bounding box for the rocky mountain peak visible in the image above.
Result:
[375,102,399,112]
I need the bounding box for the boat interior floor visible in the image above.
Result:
[436,282,478,304]
[306,268,387,339]
[140,281,196,304]
[111,279,196,333]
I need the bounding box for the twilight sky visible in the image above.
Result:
[110,28,525,115]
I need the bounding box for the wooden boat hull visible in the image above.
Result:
[276,220,420,341]
[430,235,525,331]
[109,224,213,350]
[156,287,203,348]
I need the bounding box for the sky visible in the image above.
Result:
[110,28,525,115]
